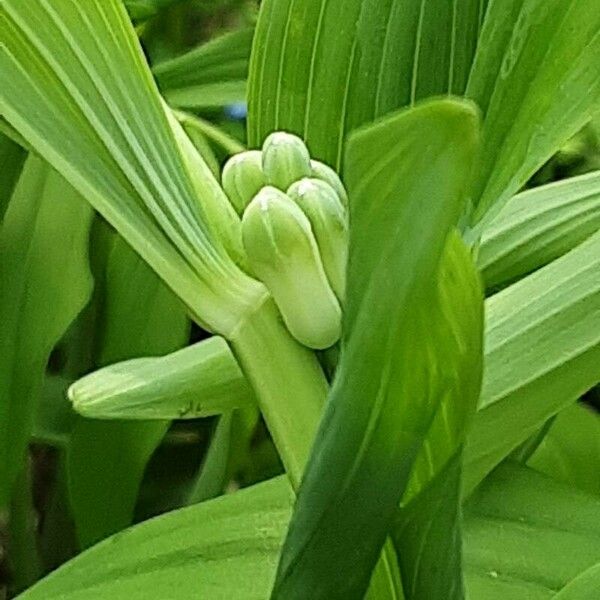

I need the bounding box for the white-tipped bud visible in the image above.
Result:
[222,150,267,215]
[262,132,312,191]
[242,186,341,349]
[287,178,348,300]
[310,159,348,207]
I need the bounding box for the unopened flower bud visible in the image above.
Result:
[222,150,267,215]
[310,159,348,207]
[242,186,341,349]
[287,178,348,299]
[262,132,312,191]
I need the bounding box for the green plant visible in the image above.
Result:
[0,0,599,599]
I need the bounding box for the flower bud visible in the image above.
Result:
[287,178,348,299]
[242,186,341,349]
[310,159,348,207]
[222,150,267,215]
[262,132,312,191]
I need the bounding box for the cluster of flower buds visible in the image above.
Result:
[222,132,348,350]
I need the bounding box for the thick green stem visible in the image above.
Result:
[230,297,404,599]
[230,297,327,490]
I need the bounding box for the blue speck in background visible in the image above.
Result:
[225,102,248,120]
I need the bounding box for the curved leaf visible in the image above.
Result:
[271,99,480,600]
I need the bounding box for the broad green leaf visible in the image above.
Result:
[0,156,93,509]
[153,27,253,109]
[0,130,26,221]
[464,464,600,599]
[18,476,293,600]
[271,99,479,600]
[528,403,600,497]
[467,0,600,224]
[478,171,600,290]
[248,0,485,168]
[464,231,600,494]
[67,237,189,548]
[19,463,600,600]
[69,336,253,420]
[0,0,266,337]
[551,564,600,600]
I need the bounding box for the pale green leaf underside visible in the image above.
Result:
[69,337,253,420]
[478,170,600,290]
[0,156,93,508]
[18,464,600,600]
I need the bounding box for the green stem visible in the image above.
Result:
[9,461,42,593]
[230,297,404,599]
[230,297,327,490]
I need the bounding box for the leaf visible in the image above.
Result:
[467,0,600,224]
[0,0,265,337]
[0,130,26,221]
[551,563,600,600]
[153,27,253,109]
[247,0,485,168]
[19,462,600,600]
[18,476,294,600]
[124,0,188,22]
[528,403,600,497]
[271,99,480,600]
[69,336,253,420]
[478,171,600,290]
[67,237,189,548]
[464,230,600,494]
[464,463,600,599]
[0,156,93,509]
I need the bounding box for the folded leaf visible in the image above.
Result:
[0,156,93,509]
[69,337,253,420]
[464,231,600,494]
[467,0,600,224]
[271,99,480,600]
[478,171,600,290]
